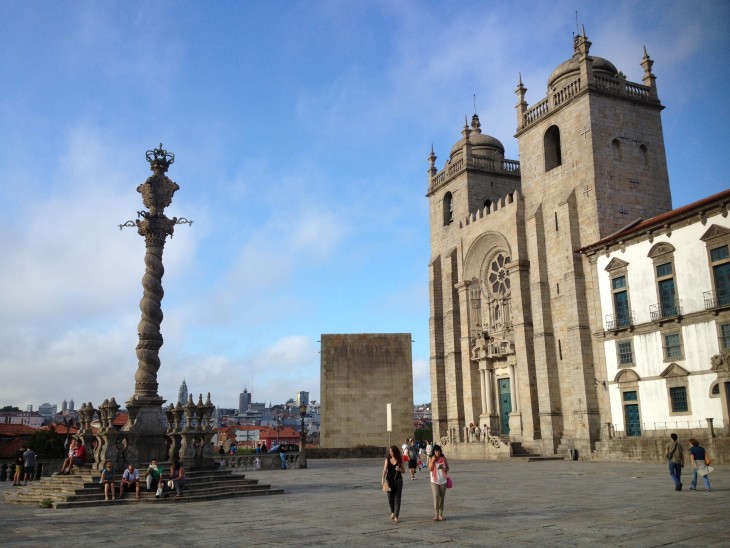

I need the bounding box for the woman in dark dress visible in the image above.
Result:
[381,445,405,523]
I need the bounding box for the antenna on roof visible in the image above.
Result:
[575,11,579,35]
[473,94,477,115]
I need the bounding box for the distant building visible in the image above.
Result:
[296,391,309,408]
[239,388,252,413]
[178,379,188,405]
[37,403,57,420]
[68,399,75,412]
[1,411,43,429]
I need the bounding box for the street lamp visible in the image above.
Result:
[298,402,307,469]
[275,416,282,447]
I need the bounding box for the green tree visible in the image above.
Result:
[28,428,66,459]
[1,405,20,411]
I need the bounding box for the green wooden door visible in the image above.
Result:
[499,378,511,435]
[623,391,641,437]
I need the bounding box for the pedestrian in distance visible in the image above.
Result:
[428,444,449,521]
[688,438,712,492]
[23,446,36,486]
[381,445,405,523]
[12,445,25,486]
[407,440,418,480]
[664,433,684,491]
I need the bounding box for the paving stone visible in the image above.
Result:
[0,458,726,547]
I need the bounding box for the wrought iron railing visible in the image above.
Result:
[605,312,634,331]
[703,289,730,310]
[649,300,683,321]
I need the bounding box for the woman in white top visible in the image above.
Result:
[428,444,449,521]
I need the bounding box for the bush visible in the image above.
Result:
[28,429,66,459]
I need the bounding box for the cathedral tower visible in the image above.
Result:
[513,31,672,454]
[427,31,674,458]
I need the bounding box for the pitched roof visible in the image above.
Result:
[0,424,37,437]
[579,188,730,253]
[0,437,26,458]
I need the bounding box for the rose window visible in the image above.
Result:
[488,253,511,295]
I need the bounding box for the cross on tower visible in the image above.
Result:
[583,187,592,197]
[580,127,591,139]
[618,205,629,216]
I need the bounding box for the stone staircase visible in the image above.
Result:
[510,441,564,461]
[4,465,284,509]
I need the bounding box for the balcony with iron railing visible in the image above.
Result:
[605,312,635,331]
[703,289,730,310]
[649,301,683,322]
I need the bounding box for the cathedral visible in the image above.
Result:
[427,30,682,458]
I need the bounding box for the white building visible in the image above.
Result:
[581,189,730,438]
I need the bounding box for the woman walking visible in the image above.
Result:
[381,445,405,523]
[428,444,449,521]
[688,438,712,492]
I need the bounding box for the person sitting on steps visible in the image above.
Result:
[100,461,116,501]
[119,464,141,499]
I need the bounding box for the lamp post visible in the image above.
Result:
[275,416,282,447]
[298,402,307,469]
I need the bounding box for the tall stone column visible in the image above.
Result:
[122,144,181,463]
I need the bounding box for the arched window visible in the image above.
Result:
[544,125,562,171]
[443,192,454,225]
[612,139,622,161]
[639,144,648,167]
[483,199,492,211]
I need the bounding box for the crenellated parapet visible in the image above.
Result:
[459,189,522,228]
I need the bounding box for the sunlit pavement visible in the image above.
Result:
[1,458,727,547]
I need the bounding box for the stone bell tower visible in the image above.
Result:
[513,29,673,454]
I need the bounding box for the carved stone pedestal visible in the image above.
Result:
[121,394,167,465]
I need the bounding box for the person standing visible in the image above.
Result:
[381,445,405,523]
[664,433,684,491]
[688,439,712,492]
[428,444,449,521]
[407,440,418,480]
[12,445,25,486]
[23,446,37,486]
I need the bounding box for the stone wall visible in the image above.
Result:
[320,334,413,448]
[592,437,730,464]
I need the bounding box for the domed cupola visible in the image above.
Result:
[548,55,618,90]
[449,114,505,161]
[547,31,618,90]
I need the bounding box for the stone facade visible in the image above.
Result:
[428,32,676,458]
[581,190,730,463]
[320,333,413,448]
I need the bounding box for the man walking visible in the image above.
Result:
[665,433,684,491]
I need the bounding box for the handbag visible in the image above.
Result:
[446,475,453,489]
[382,481,391,492]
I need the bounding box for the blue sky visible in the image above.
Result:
[0,1,728,411]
